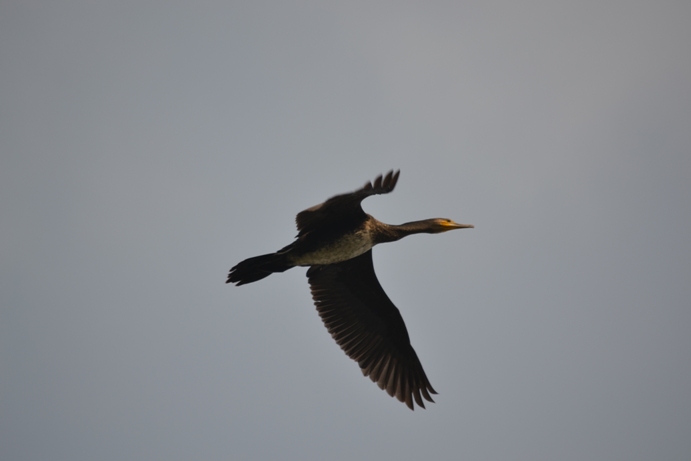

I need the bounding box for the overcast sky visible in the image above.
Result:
[2,1,690,460]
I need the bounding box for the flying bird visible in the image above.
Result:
[226,170,473,409]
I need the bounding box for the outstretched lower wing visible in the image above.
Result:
[295,170,400,238]
[306,250,436,410]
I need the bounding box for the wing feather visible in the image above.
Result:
[296,170,400,237]
[306,250,436,410]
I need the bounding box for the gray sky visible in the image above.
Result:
[2,1,690,460]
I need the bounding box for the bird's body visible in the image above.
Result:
[289,228,374,265]
[226,171,473,409]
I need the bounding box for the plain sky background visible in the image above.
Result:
[2,1,690,460]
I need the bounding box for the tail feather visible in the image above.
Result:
[226,253,292,285]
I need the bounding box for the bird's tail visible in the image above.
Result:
[226,252,292,286]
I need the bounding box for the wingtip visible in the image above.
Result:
[362,170,401,193]
[390,169,400,190]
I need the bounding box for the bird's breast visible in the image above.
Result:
[290,230,374,266]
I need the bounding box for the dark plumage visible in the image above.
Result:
[226,170,473,409]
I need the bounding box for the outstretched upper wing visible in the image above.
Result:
[306,249,436,410]
[295,170,400,238]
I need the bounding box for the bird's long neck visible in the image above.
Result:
[373,219,440,244]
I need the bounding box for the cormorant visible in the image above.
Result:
[226,170,473,409]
